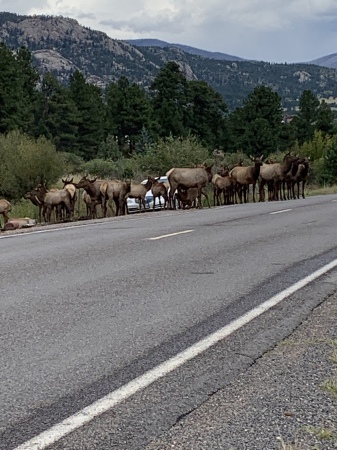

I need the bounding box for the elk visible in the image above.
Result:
[74,176,105,219]
[175,186,209,209]
[166,165,213,209]
[148,177,168,210]
[100,179,131,217]
[259,153,298,201]
[229,155,263,203]
[125,177,153,213]
[294,157,310,199]
[24,187,44,223]
[82,190,92,217]
[212,169,235,206]
[62,178,77,215]
[283,158,301,200]
[0,199,12,226]
[26,183,72,223]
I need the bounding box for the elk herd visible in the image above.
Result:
[0,153,310,228]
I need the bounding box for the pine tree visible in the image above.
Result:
[150,62,188,138]
[292,90,320,144]
[35,73,79,153]
[186,80,228,148]
[69,70,106,160]
[227,86,283,156]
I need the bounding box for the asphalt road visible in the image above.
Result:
[2,195,337,449]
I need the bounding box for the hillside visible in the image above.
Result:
[1,12,337,111]
[126,39,245,61]
[309,53,337,69]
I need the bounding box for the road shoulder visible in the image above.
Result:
[145,294,337,450]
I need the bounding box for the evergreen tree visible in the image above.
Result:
[185,80,228,148]
[292,90,320,144]
[35,73,79,153]
[0,43,22,133]
[105,77,153,155]
[316,100,336,136]
[69,70,106,160]
[324,135,337,183]
[150,61,188,138]
[227,86,283,156]
[15,46,40,135]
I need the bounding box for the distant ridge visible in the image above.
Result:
[126,39,245,62]
[309,53,337,69]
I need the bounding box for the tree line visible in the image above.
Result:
[1,41,337,202]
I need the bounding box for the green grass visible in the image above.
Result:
[10,199,39,220]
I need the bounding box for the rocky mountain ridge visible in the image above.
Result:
[1,12,337,111]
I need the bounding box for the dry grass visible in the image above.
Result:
[306,184,337,196]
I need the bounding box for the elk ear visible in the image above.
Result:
[62,179,65,183]
[70,177,73,183]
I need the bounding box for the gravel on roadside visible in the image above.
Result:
[145,294,337,450]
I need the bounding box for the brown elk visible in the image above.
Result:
[259,153,298,201]
[294,157,310,199]
[62,178,77,215]
[100,179,131,217]
[229,155,263,203]
[0,199,12,226]
[148,177,169,210]
[166,165,213,209]
[212,169,235,206]
[175,186,209,209]
[282,157,301,200]
[26,183,72,222]
[82,190,92,217]
[24,187,44,223]
[126,177,153,213]
[74,176,105,219]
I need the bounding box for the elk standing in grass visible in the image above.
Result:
[167,165,213,209]
[74,176,105,219]
[24,188,44,222]
[0,199,11,226]
[26,183,72,222]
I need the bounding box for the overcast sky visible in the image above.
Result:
[1,0,336,63]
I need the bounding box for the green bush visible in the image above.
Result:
[126,134,211,180]
[0,131,66,201]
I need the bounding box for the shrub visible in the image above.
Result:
[0,131,66,201]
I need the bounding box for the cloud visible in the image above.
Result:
[2,0,337,62]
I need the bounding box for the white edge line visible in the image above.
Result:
[147,229,194,240]
[270,208,292,215]
[13,257,337,450]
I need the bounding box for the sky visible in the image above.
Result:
[1,0,337,63]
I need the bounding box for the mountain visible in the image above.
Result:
[309,53,337,69]
[1,12,337,111]
[126,39,245,62]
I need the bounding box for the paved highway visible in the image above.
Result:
[1,195,337,449]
